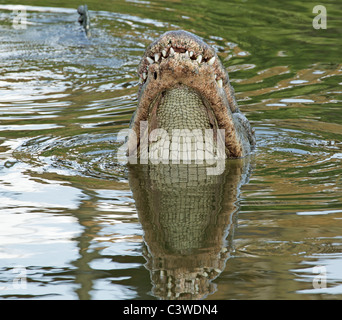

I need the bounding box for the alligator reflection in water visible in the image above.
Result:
[129,158,252,299]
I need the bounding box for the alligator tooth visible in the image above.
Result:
[162,49,167,57]
[217,79,223,88]
[208,56,215,65]
[154,53,160,62]
[189,51,194,57]
[146,57,154,64]
[196,55,202,63]
[214,74,217,79]
[185,50,189,57]
[142,72,147,80]
[170,47,175,55]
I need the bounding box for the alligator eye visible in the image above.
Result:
[154,71,158,80]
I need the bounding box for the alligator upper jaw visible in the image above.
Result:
[130,30,245,158]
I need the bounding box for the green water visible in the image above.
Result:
[0,0,341,299]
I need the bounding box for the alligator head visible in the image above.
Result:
[128,30,255,162]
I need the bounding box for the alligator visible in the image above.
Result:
[128,30,255,163]
[127,30,255,299]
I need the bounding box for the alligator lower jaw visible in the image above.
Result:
[130,31,249,159]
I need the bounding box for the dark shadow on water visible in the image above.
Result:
[128,158,253,299]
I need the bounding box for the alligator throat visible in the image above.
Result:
[155,85,213,131]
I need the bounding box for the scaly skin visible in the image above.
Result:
[129,159,252,299]
[129,30,255,159]
[128,31,255,299]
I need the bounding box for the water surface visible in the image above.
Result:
[0,0,342,299]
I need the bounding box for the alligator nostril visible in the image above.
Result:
[154,71,157,80]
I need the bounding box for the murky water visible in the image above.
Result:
[0,1,342,299]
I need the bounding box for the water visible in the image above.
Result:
[0,0,341,300]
